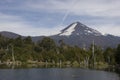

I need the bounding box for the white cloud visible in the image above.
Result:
[0,25,63,36]
[0,13,64,36]
[23,0,120,17]
[91,24,120,36]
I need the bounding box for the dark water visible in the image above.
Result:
[0,68,119,80]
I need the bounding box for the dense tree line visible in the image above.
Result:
[0,34,120,66]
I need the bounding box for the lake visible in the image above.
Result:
[0,68,119,80]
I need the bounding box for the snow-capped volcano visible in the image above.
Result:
[59,22,102,36]
[54,22,120,48]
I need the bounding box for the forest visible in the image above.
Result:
[0,34,120,68]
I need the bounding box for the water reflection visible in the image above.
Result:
[0,64,120,80]
[0,68,119,80]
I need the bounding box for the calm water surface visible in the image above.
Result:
[0,68,119,80]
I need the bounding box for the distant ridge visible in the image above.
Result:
[0,31,21,38]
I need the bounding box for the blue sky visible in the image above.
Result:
[0,0,120,36]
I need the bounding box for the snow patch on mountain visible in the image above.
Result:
[84,29,102,36]
[59,23,77,36]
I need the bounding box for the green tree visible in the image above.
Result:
[14,36,23,47]
[115,44,120,65]
[104,47,115,65]
[39,37,56,51]
[23,36,33,44]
